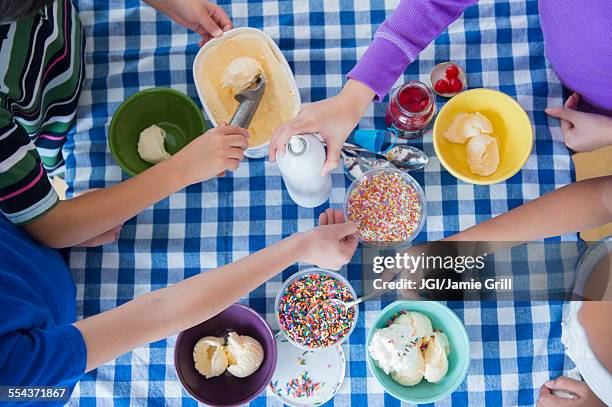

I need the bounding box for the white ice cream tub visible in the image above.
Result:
[192,27,301,159]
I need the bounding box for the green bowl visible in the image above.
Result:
[109,87,207,176]
[366,301,470,404]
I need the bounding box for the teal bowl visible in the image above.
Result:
[109,87,207,176]
[366,301,470,404]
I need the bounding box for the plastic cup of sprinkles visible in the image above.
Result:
[344,168,426,247]
[275,268,359,349]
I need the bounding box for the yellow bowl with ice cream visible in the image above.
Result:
[432,88,533,185]
[193,27,301,159]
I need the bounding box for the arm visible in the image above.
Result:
[446,176,612,242]
[74,209,357,372]
[270,0,477,174]
[348,0,477,101]
[23,126,249,248]
[143,0,232,45]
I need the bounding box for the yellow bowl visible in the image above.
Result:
[432,88,533,185]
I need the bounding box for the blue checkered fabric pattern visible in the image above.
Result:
[64,0,576,405]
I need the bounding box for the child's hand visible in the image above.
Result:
[147,0,232,46]
[546,93,612,152]
[269,80,375,176]
[298,209,358,270]
[172,125,249,185]
[537,377,606,407]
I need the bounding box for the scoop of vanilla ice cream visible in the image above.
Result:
[225,331,264,378]
[444,112,494,144]
[222,56,263,93]
[391,350,425,386]
[137,124,171,164]
[443,113,472,144]
[193,336,229,379]
[462,112,494,139]
[423,331,451,383]
[466,134,500,176]
[369,324,422,375]
[393,311,434,340]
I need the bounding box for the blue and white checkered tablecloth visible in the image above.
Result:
[64,0,577,405]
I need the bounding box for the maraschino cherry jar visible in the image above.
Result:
[385,80,436,139]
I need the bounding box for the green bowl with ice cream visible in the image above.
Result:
[109,87,207,176]
[366,301,470,404]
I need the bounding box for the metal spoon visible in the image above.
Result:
[343,142,428,171]
[307,287,394,316]
[384,145,429,170]
[341,149,395,181]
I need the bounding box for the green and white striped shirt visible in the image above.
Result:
[0,0,84,224]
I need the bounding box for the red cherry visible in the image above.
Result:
[406,87,424,101]
[448,78,463,93]
[398,90,411,107]
[445,64,460,79]
[406,101,421,113]
[398,86,427,110]
[434,79,450,94]
[418,98,430,110]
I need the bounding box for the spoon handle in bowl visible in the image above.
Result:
[351,286,394,307]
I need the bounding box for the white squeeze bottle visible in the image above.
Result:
[275,134,332,208]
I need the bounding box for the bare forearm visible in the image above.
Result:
[447,176,612,242]
[339,79,376,120]
[24,159,187,248]
[74,233,305,372]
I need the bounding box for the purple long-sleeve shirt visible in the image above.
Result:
[348,0,612,114]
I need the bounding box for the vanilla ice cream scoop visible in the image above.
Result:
[369,323,424,384]
[391,351,425,386]
[225,331,264,378]
[444,112,494,144]
[222,56,264,93]
[423,331,451,383]
[443,112,472,144]
[393,311,434,340]
[466,134,500,176]
[193,336,229,379]
[137,124,171,164]
[463,112,493,138]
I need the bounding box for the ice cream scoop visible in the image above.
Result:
[228,74,267,129]
[222,56,263,93]
[369,323,424,380]
[393,311,434,339]
[226,331,265,378]
[443,112,472,144]
[443,112,493,144]
[463,112,493,138]
[137,124,171,164]
[391,352,426,386]
[466,134,500,176]
[423,331,451,383]
[193,336,229,379]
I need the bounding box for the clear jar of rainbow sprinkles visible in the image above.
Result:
[275,268,359,349]
[344,168,426,247]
